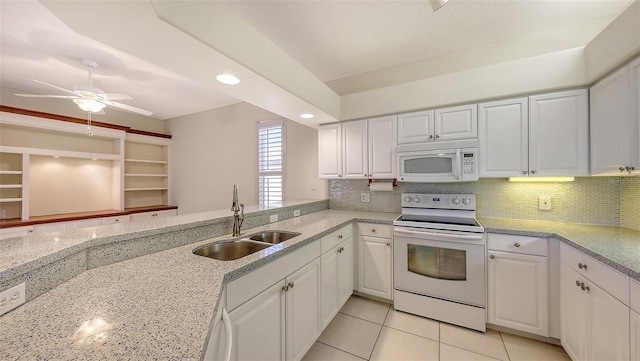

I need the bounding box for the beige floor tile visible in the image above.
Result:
[441,343,503,361]
[370,326,439,361]
[440,323,510,361]
[302,342,365,361]
[339,295,391,324]
[501,332,572,361]
[384,309,440,341]
[318,313,382,359]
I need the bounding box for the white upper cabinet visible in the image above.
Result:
[318,123,342,179]
[319,116,396,179]
[368,116,397,178]
[398,105,477,145]
[342,120,368,179]
[478,98,529,177]
[397,110,434,144]
[434,104,478,141]
[591,57,640,175]
[529,89,589,176]
[479,90,588,177]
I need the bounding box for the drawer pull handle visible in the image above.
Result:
[489,255,495,259]
[338,235,343,240]
[282,285,289,292]
[514,243,520,247]
[372,228,376,233]
[579,282,590,291]
[578,263,587,269]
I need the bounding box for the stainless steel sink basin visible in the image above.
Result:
[193,239,272,261]
[248,231,301,244]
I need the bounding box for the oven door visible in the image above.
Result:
[393,227,485,307]
[397,149,461,182]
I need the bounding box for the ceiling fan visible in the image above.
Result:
[14,59,153,117]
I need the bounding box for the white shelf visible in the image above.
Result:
[0,198,22,203]
[125,173,168,177]
[124,187,169,191]
[124,158,168,164]
[0,170,22,175]
[0,145,121,161]
[0,184,22,189]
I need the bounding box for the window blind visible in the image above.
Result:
[258,119,285,206]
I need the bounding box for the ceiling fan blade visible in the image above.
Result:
[101,100,153,116]
[100,93,132,101]
[14,94,78,99]
[30,79,77,95]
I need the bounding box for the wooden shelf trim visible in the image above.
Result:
[0,170,23,175]
[0,198,22,203]
[124,158,168,164]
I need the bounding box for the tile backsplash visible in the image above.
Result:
[329,177,638,228]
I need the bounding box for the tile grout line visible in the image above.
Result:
[438,340,507,361]
[366,305,391,360]
[315,340,368,361]
[498,330,513,361]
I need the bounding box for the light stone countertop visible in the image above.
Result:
[479,217,640,280]
[0,209,398,360]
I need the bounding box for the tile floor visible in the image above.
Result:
[303,295,571,361]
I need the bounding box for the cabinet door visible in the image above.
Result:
[632,310,640,361]
[488,251,549,337]
[529,89,589,176]
[359,235,392,300]
[0,226,33,240]
[590,66,631,175]
[286,259,321,361]
[434,104,478,141]
[229,281,286,361]
[342,120,368,179]
[204,288,228,361]
[588,281,629,361]
[320,247,339,330]
[368,116,397,178]
[397,110,434,144]
[630,57,640,170]
[561,263,588,361]
[318,123,342,179]
[34,222,68,233]
[478,98,528,177]
[337,237,354,306]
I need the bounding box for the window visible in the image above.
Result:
[258,119,285,206]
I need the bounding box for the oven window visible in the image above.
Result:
[407,244,466,281]
[405,157,453,174]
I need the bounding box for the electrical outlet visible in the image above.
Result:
[0,283,25,316]
[270,214,278,223]
[360,193,371,203]
[293,209,301,217]
[539,196,552,211]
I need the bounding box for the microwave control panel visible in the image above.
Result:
[462,152,476,175]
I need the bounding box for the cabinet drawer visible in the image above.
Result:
[561,243,629,305]
[358,223,391,238]
[487,234,548,256]
[631,279,640,314]
[101,215,130,225]
[0,226,34,240]
[321,224,353,254]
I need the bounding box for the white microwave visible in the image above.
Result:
[397,139,478,183]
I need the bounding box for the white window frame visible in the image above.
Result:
[257,119,285,206]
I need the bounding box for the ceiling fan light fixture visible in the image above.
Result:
[216,73,240,85]
[429,0,449,12]
[73,98,106,113]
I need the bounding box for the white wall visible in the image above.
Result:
[1,86,166,133]
[167,102,326,215]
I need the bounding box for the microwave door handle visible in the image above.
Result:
[394,228,484,240]
[454,149,462,180]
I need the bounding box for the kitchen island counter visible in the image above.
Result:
[480,217,640,280]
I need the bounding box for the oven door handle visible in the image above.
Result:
[394,228,484,240]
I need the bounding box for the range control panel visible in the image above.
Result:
[401,193,476,210]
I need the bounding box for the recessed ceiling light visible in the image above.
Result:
[216,73,240,85]
[300,113,314,119]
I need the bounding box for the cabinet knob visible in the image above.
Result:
[386,242,391,246]
[288,282,295,289]
[579,282,590,291]
[429,135,434,139]
[371,228,376,233]
[282,285,289,292]
[522,170,528,175]
[531,170,537,174]
[28,230,34,233]
[514,243,521,247]
[338,235,343,240]
[578,263,587,270]
[489,255,495,259]
[435,134,440,139]
[576,280,581,287]
[619,167,626,172]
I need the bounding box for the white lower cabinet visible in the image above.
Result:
[487,250,549,336]
[229,259,320,361]
[129,209,177,222]
[204,288,229,361]
[357,223,393,300]
[560,244,630,361]
[320,236,353,329]
[0,225,33,240]
[632,310,640,361]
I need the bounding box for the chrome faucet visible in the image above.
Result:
[231,184,244,236]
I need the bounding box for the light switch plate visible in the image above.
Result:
[270,214,278,223]
[539,196,552,211]
[361,193,371,203]
[293,210,300,217]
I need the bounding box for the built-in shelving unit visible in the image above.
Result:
[124,133,171,209]
[0,152,27,220]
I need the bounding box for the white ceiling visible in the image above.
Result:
[0,0,634,122]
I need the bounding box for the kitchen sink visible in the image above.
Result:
[248,230,301,244]
[193,239,272,261]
